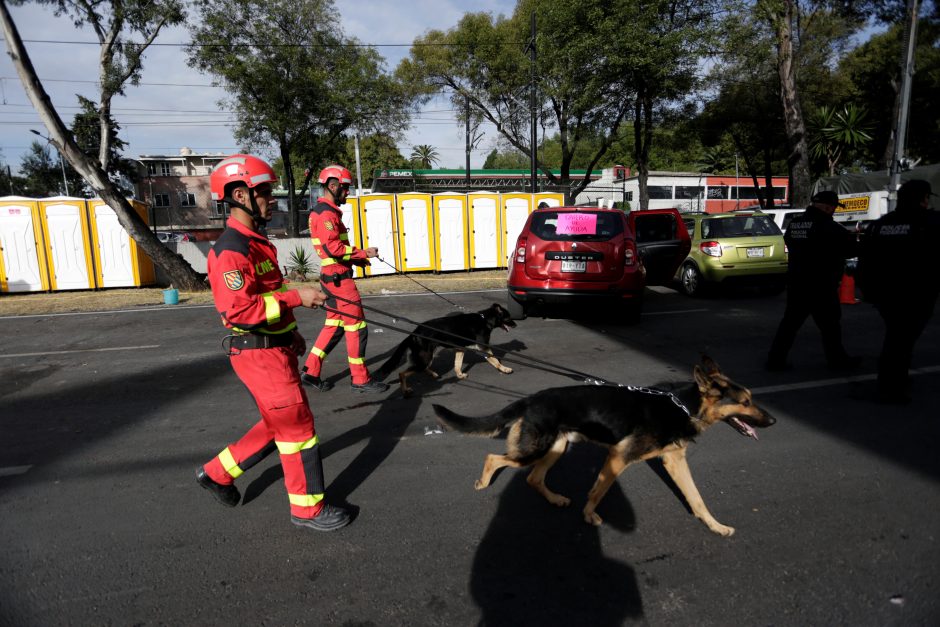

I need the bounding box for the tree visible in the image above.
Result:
[336,134,410,189]
[18,141,64,196]
[399,0,722,205]
[410,144,440,169]
[807,104,873,176]
[71,95,137,195]
[187,0,414,237]
[1,0,206,290]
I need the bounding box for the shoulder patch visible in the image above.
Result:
[223,270,245,290]
[324,220,334,231]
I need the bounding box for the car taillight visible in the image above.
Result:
[700,240,722,257]
[514,237,527,264]
[624,243,636,266]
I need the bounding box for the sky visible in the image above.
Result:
[0,0,518,176]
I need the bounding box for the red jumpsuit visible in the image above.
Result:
[302,198,373,384]
[202,217,326,519]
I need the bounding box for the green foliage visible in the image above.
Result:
[409,145,440,169]
[807,104,873,176]
[287,246,315,279]
[18,141,68,197]
[70,96,136,194]
[188,0,416,234]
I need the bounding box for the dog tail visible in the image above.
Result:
[372,339,410,381]
[432,399,527,436]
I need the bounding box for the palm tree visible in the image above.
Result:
[410,144,440,169]
[808,104,873,176]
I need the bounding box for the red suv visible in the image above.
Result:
[507,206,690,320]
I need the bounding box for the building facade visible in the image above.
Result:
[134,148,226,235]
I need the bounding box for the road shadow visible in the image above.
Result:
[470,443,643,625]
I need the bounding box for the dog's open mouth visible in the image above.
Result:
[727,416,759,440]
[500,323,515,331]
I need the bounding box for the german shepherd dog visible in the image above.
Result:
[374,303,517,397]
[432,356,775,536]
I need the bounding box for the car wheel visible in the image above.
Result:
[506,293,527,320]
[680,263,704,296]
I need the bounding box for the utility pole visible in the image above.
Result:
[353,133,364,196]
[465,94,471,192]
[529,11,537,194]
[887,0,920,212]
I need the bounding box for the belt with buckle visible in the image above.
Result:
[228,333,294,350]
[321,270,354,287]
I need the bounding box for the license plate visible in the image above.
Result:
[561,260,587,273]
[746,247,765,258]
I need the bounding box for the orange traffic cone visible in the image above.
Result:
[839,272,858,304]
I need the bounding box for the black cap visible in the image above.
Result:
[811,190,845,208]
[897,179,934,205]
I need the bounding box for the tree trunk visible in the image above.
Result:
[774,0,811,207]
[633,89,653,211]
[0,1,206,291]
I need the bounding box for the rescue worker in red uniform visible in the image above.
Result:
[300,164,389,393]
[196,154,351,532]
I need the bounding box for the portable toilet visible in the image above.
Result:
[432,193,469,272]
[0,197,50,292]
[358,194,398,276]
[87,198,156,288]
[38,197,96,291]
[501,193,534,268]
[533,192,564,208]
[467,192,502,269]
[394,193,434,273]
[338,196,365,277]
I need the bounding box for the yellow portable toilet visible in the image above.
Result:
[0,197,51,292]
[395,193,434,272]
[534,192,564,208]
[358,194,399,276]
[432,193,469,272]
[335,196,366,278]
[87,198,156,287]
[38,197,96,291]
[467,192,502,269]
[501,193,534,268]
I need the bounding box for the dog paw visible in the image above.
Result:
[474,479,488,490]
[456,372,469,380]
[707,523,735,537]
[499,367,513,374]
[583,511,603,526]
[548,495,570,507]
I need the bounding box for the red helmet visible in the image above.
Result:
[210,154,278,201]
[317,164,352,186]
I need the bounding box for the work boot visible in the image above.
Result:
[350,379,389,393]
[301,373,333,392]
[196,468,240,507]
[290,503,351,532]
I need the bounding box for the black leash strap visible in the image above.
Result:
[374,256,465,310]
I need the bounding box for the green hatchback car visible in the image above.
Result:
[677,212,788,296]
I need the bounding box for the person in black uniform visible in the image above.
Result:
[857,179,940,403]
[766,190,860,371]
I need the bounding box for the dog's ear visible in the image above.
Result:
[693,364,712,393]
[700,354,721,376]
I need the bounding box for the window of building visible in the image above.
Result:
[624,191,634,202]
[733,186,787,200]
[675,186,704,199]
[179,192,196,207]
[154,193,170,208]
[647,185,673,199]
[214,201,226,217]
[706,186,728,199]
[160,162,172,176]
[146,163,157,176]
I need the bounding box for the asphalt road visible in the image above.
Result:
[1,286,938,626]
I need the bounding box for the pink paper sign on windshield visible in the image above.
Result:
[555,213,597,235]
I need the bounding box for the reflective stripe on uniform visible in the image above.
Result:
[218,447,244,479]
[325,318,343,327]
[312,346,327,359]
[261,292,281,324]
[348,356,365,365]
[320,257,337,266]
[289,493,325,507]
[275,435,320,455]
[345,320,367,332]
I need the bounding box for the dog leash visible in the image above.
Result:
[374,256,467,311]
[314,290,641,387]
